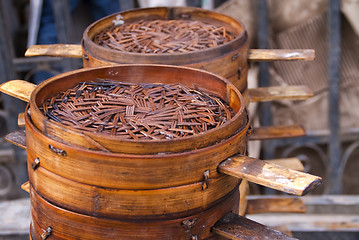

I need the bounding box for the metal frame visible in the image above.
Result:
[257,0,356,194]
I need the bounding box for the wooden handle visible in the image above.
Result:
[249,124,306,140]
[0,80,36,102]
[248,49,315,61]
[5,130,27,149]
[248,85,314,102]
[25,44,83,58]
[218,155,321,196]
[212,212,298,240]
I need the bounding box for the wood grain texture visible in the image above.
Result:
[29,185,239,239]
[5,130,27,149]
[25,44,82,58]
[218,155,322,196]
[249,124,306,140]
[246,196,306,214]
[248,49,315,61]
[266,158,304,172]
[0,80,36,102]
[248,86,313,102]
[28,164,240,219]
[212,212,298,240]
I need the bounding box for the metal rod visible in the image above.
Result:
[257,0,275,160]
[327,0,342,194]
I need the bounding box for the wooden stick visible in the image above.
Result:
[212,212,298,240]
[25,44,83,58]
[0,80,36,102]
[18,112,25,127]
[218,155,321,196]
[248,86,313,102]
[5,130,27,149]
[246,196,306,214]
[238,180,249,216]
[249,124,306,140]
[248,49,315,61]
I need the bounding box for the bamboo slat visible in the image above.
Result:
[248,86,313,102]
[218,155,322,196]
[248,49,315,61]
[0,80,36,102]
[249,124,306,140]
[5,130,26,149]
[212,212,298,240]
[25,44,83,58]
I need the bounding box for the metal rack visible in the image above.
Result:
[257,0,359,194]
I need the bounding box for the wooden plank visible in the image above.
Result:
[247,213,359,232]
[5,130,27,149]
[18,112,25,127]
[246,196,306,214]
[25,44,83,58]
[248,49,315,61]
[249,124,306,140]
[238,180,249,216]
[266,158,304,172]
[212,212,297,240]
[218,155,322,196]
[0,80,36,102]
[248,86,313,102]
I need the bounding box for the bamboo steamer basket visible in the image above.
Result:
[1,65,322,239]
[29,185,239,240]
[82,7,249,96]
[28,64,247,154]
[24,64,247,221]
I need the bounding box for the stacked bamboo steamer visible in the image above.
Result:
[25,65,250,239]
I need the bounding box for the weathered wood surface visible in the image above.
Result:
[246,196,306,214]
[238,179,249,216]
[30,186,239,240]
[25,44,83,58]
[0,80,36,102]
[266,157,304,172]
[5,130,26,149]
[17,112,25,127]
[248,86,313,102]
[248,49,315,61]
[218,155,322,196]
[249,124,306,140]
[212,212,298,240]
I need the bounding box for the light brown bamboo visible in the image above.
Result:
[218,155,322,196]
